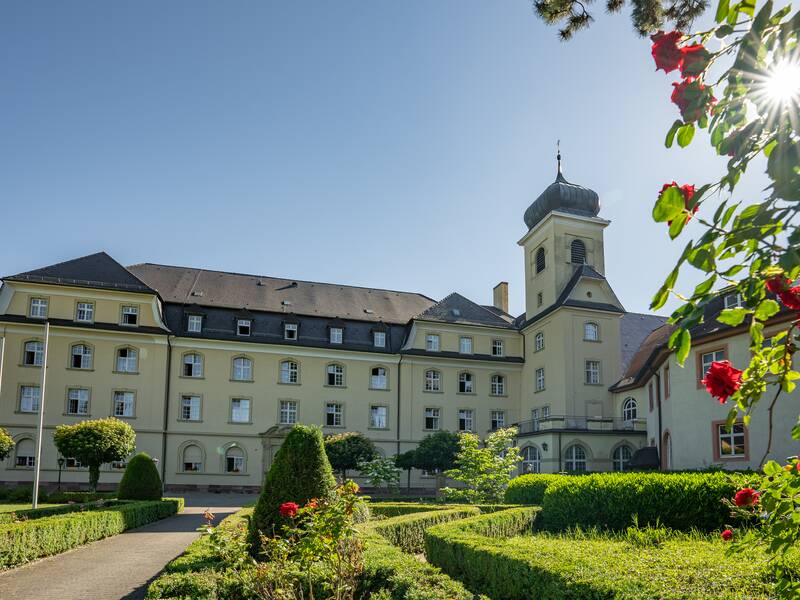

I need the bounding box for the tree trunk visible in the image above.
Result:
[435,473,445,498]
[89,464,100,491]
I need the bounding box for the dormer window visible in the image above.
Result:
[187,315,203,333]
[570,239,587,264]
[237,319,251,336]
[121,306,139,326]
[724,293,744,309]
[373,331,386,348]
[284,323,298,340]
[330,327,343,344]
[459,337,473,354]
[76,302,94,323]
[426,334,440,352]
[492,340,504,357]
[29,298,48,319]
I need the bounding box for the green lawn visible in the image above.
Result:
[0,503,58,513]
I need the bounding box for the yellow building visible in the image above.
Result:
[5,162,786,492]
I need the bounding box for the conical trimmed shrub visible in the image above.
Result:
[250,424,336,553]
[117,452,162,500]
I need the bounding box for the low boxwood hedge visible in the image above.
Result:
[424,507,775,599]
[47,490,116,503]
[0,500,116,524]
[0,498,183,567]
[540,472,743,531]
[371,507,480,553]
[367,501,449,518]
[504,473,567,505]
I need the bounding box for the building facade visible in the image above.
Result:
[1,165,796,491]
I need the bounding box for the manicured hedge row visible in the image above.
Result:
[371,507,480,553]
[0,498,183,567]
[0,500,115,524]
[367,501,448,518]
[541,472,741,531]
[424,507,774,599]
[504,473,567,505]
[47,490,116,503]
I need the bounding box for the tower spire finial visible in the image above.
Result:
[557,139,562,175]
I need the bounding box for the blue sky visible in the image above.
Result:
[0,2,768,316]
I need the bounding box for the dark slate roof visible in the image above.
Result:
[400,348,524,363]
[518,265,622,330]
[414,293,516,329]
[619,312,668,374]
[128,263,436,325]
[5,252,154,294]
[524,170,600,231]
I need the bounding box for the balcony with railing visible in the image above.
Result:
[516,414,647,435]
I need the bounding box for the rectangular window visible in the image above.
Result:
[231,398,251,423]
[371,367,388,390]
[426,334,440,352]
[536,292,543,307]
[284,323,298,340]
[29,298,48,319]
[187,315,202,333]
[492,340,504,356]
[535,368,545,392]
[226,455,245,473]
[491,410,506,430]
[180,395,201,421]
[700,349,726,378]
[326,402,343,427]
[329,327,343,344]
[280,361,299,384]
[65,457,83,469]
[424,407,440,430]
[76,302,94,323]
[23,341,44,366]
[585,360,601,384]
[458,409,474,432]
[326,364,344,387]
[459,337,473,354]
[16,454,35,468]
[718,423,747,457]
[121,306,139,326]
[237,319,251,336]
[19,385,41,413]
[71,345,93,369]
[541,405,550,419]
[113,391,135,417]
[373,331,386,348]
[724,293,744,309]
[66,388,89,415]
[116,347,138,373]
[280,400,297,424]
[535,332,544,352]
[370,405,388,429]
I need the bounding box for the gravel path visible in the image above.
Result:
[0,492,257,600]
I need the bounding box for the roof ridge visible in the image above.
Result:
[129,262,436,301]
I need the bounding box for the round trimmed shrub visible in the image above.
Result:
[250,424,336,552]
[118,452,162,500]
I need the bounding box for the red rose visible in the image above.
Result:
[279,501,299,518]
[661,182,699,225]
[721,529,733,541]
[671,78,716,122]
[734,488,760,507]
[680,44,712,77]
[651,31,684,73]
[701,360,743,403]
[778,287,800,311]
[766,276,790,294]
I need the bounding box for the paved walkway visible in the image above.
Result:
[0,492,258,600]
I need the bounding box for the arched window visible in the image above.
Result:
[564,445,587,472]
[225,446,245,473]
[326,363,345,387]
[662,431,672,470]
[23,341,44,366]
[521,446,541,474]
[371,366,388,390]
[232,356,253,381]
[14,438,36,468]
[535,247,546,273]
[182,444,203,472]
[623,397,638,422]
[70,344,93,369]
[116,347,138,373]
[612,445,633,471]
[458,372,474,394]
[571,239,587,264]
[584,322,599,341]
[491,374,506,396]
[280,360,299,384]
[424,369,441,392]
[182,353,203,377]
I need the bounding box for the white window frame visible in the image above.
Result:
[585,360,601,385]
[522,446,541,473]
[284,323,298,340]
[458,409,474,432]
[424,370,441,392]
[232,357,253,381]
[225,447,245,473]
[535,332,544,352]
[279,400,297,424]
[329,327,343,344]
[70,344,93,370]
[116,347,138,373]
[424,407,441,430]
[29,298,48,319]
[66,388,89,415]
[183,353,203,378]
[326,364,345,387]
[113,391,135,417]
[724,293,744,309]
[15,439,36,468]
[237,319,251,336]
[584,322,599,341]
[490,374,505,396]
[459,336,473,354]
[565,445,587,472]
[718,423,747,457]
[121,305,139,326]
[76,302,94,323]
[371,366,388,390]
[535,368,545,392]
[23,341,44,367]
[280,360,299,384]
[623,397,638,422]
[231,398,251,423]
[182,445,203,472]
[612,445,632,471]
[491,410,506,430]
[458,372,474,394]
[370,405,388,429]
[701,349,726,377]
[187,315,203,333]
[19,385,41,413]
[373,331,386,348]
[325,402,343,427]
[492,339,504,356]
[426,334,440,352]
[180,395,201,421]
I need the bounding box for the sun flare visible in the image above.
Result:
[764,59,800,106]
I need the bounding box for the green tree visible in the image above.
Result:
[250,424,337,554]
[324,432,377,481]
[0,427,14,462]
[117,452,162,500]
[394,449,417,492]
[412,431,460,493]
[358,456,400,492]
[442,427,522,503]
[53,418,135,491]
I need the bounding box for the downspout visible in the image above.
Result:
[558,431,563,472]
[396,356,402,457]
[655,371,663,469]
[161,335,172,487]
[0,328,6,397]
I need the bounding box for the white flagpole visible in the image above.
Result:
[0,336,5,397]
[32,321,50,509]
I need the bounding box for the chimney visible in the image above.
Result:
[493,282,509,314]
